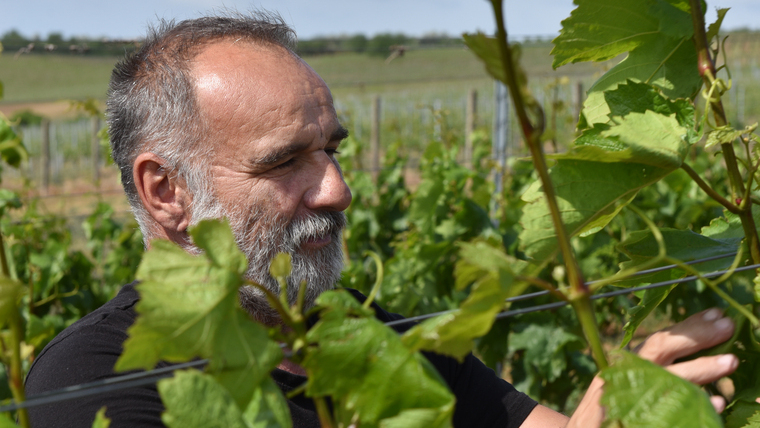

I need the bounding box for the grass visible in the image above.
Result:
[0,43,603,105]
[0,54,118,103]
[2,36,760,158]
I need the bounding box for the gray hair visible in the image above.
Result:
[106,12,297,242]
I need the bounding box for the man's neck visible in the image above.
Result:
[278,358,307,376]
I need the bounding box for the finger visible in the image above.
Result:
[666,354,738,384]
[636,308,734,365]
[710,396,726,414]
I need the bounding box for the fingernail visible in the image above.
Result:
[715,318,733,331]
[718,354,737,369]
[703,308,721,321]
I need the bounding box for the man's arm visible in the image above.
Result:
[520,308,738,428]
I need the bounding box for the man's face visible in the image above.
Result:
[190,41,352,320]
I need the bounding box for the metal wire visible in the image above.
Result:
[1,360,208,413]
[505,251,738,304]
[4,259,756,414]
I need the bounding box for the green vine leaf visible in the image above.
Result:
[0,118,27,170]
[725,400,760,428]
[555,0,702,127]
[401,241,529,360]
[91,407,111,428]
[303,290,454,427]
[462,33,538,111]
[601,352,722,428]
[159,370,291,428]
[116,219,282,408]
[519,110,689,261]
[618,227,742,284]
[461,33,525,87]
[158,370,251,428]
[706,8,730,43]
[706,123,758,149]
[244,377,293,428]
[553,0,665,66]
[0,414,18,428]
[620,285,675,349]
[510,323,586,384]
[616,212,747,346]
[584,80,698,146]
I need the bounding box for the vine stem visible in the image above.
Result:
[8,315,29,428]
[0,233,29,428]
[680,163,740,214]
[689,0,760,266]
[488,0,586,295]
[314,397,335,428]
[571,296,608,370]
[489,0,604,369]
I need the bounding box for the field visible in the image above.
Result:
[2,34,760,238]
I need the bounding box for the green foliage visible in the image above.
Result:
[600,352,722,428]
[117,220,282,408]
[401,240,528,360]
[1,0,759,426]
[7,110,43,126]
[91,407,111,428]
[303,290,454,427]
[158,371,291,428]
[725,401,760,428]
[553,0,701,100]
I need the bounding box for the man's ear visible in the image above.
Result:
[133,152,192,241]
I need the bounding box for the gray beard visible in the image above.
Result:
[187,190,346,325]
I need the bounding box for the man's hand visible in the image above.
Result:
[522,308,738,428]
[634,307,737,412]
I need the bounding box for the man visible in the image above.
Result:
[24,12,739,428]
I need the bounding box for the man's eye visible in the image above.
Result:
[325,148,341,156]
[273,158,296,169]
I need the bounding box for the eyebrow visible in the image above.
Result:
[330,125,349,142]
[252,125,349,167]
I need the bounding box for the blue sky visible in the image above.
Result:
[2,0,759,41]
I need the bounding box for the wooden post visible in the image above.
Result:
[465,89,477,166]
[41,119,51,195]
[371,96,381,179]
[91,116,101,185]
[574,81,584,122]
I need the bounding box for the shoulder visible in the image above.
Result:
[25,282,166,427]
[27,282,140,391]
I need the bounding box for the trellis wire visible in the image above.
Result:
[3,258,757,414]
[506,251,738,304]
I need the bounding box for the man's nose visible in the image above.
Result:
[303,155,352,212]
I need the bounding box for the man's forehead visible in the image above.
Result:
[192,41,327,122]
[192,41,298,98]
[189,40,340,160]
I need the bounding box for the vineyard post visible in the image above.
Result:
[41,118,50,196]
[573,81,584,123]
[91,116,100,186]
[490,80,509,224]
[371,95,381,180]
[465,89,477,166]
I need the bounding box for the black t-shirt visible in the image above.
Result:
[25,283,537,427]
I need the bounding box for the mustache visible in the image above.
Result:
[286,211,347,248]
